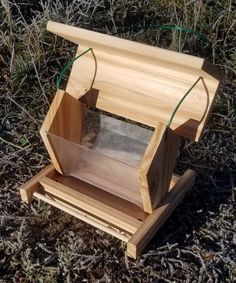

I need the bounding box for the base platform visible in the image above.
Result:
[20,164,195,259]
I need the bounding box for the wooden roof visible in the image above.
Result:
[47,21,221,141]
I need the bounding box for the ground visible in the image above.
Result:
[0,0,235,282]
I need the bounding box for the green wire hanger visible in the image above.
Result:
[113,24,210,45]
[167,76,202,128]
[56,47,92,89]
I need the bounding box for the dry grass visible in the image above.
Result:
[0,0,235,282]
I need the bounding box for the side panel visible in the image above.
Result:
[40,90,86,173]
[139,123,180,212]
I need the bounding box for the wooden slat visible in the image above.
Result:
[39,176,141,234]
[20,164,55,202]
[139,123,181,212]
[33,192,130,242]
[127,169,196,259]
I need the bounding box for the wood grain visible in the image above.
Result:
[52,173,148,222]
[20,21,220,259]
[46,21,221,141]
[40,90,86,173]
[34,191,131,242]
[139,123,181,213]
[20,164,55,202]
[66,46,219,141]
[39,176,142,234]
[47,21,221,80]
[127,169,196,259]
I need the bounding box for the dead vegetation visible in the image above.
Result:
[0,0,235,282]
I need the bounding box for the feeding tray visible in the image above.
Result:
[20,21,221,259]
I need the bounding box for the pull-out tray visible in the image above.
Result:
[20,164,195,259]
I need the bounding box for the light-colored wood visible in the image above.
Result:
[46,21,221,141]
[20,164,55,202]
[52,173,148,222]
[127,169,196,259]
[139,123,181,212]
[67,46,219,141]
[39,176,142,234]
[40,90,86,173]
[33,192,130,242]
[21,164,180,222]
[19,21,219,259]
[40,90,65,173]
[20,162,194,258]
[46,21,221,80]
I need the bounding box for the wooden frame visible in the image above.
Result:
[20,21,221,259]
[20,164,195,259]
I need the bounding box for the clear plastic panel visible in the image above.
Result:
[82,110,153,166]
[48,110,153,207]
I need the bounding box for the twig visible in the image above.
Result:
[32,59,50,106]
[0,215,40,220]
[38,243,54,254]
[198,252,213,282]
[7,96,40,125]
[0,136,23,149]
[0,144,31,163]
[10,43,15,73]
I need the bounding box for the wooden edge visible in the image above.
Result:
[20,164,56,203]
[33,192,130,242]
[40,89,65,174]
[41,89,87,173]
[39,176,141,234]
[202,59,223,82]
[169,174,180,189]
[194,79,221,142]
[46,21,223,83]
[139,123,181,213]
[46,21,206,70]
[138,123,166,213]
[127,169,196,259]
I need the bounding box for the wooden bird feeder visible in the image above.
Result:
[20,21,221,259]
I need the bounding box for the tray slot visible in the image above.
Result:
[39,176,142,234]
[33,191,130,242]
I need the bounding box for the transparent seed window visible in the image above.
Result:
[48,110,153,208]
